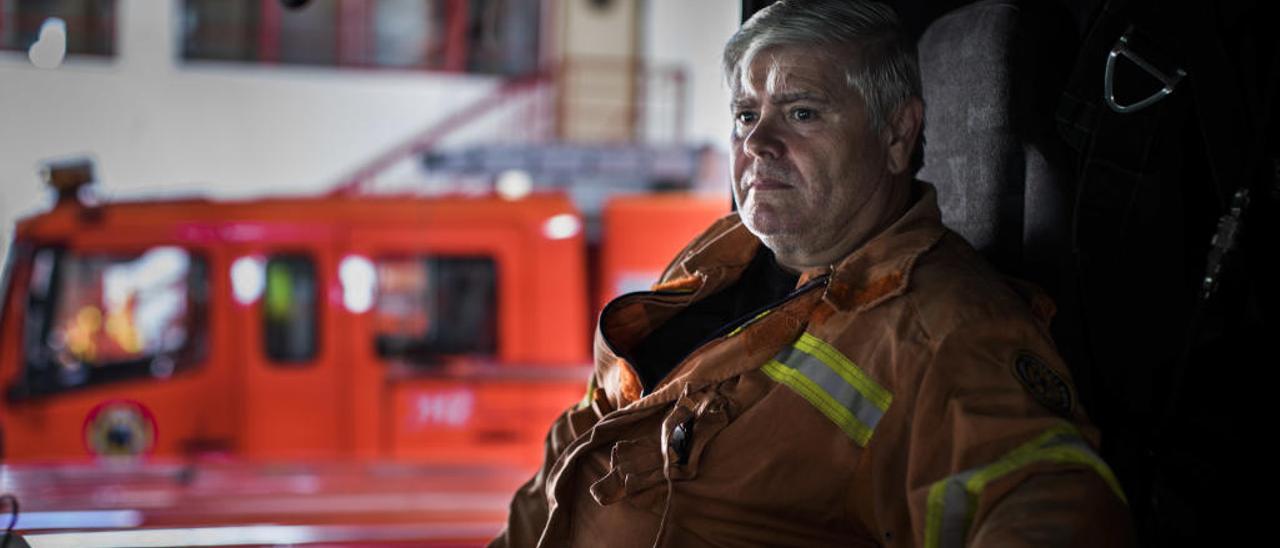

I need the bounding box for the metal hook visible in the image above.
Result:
[1104,33,1187,113]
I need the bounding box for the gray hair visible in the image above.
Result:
[723,0,922,132]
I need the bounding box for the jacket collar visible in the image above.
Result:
[672,181,947,313]
[822,181,948,312]
[663,217,762,299]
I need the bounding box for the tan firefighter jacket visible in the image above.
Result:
[491,183,1133,547]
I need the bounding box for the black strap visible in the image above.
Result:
[1058,1,1275,544]
[1160,0,1280,431]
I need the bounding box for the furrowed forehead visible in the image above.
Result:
[732,46,840,102]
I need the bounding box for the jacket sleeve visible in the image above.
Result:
[894,315,1134,548]
[489,390,599,548]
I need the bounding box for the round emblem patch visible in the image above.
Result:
[1013,353,1073,417]
[83,400,157,457]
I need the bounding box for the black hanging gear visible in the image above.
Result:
[1056,0,1277,545]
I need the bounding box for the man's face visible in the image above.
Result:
[730,45,895,269]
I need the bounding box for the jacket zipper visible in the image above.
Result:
[699,274,830,345]
[601,274,829,396]
[600,276,830,357]
[651,275,829,389]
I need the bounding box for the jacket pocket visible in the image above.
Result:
[587,438,665,506]
[586,385,735,508]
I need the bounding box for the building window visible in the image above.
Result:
[180,0,539,75]
[15,246,208,398]
[0,0,117,58]
[373,256,496,365]
[262,254,319,364]
[178,0,260,63]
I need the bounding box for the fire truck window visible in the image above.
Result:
[373,256,496,365]
[18,246,208,397]
[0,0,117,58]
[262,255,318,364]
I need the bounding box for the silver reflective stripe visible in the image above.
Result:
[773,344,886,434]
[937,476,973,548]
[925,426,1125,548]
[763,333,892,446]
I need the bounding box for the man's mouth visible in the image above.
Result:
[748,173,794,191]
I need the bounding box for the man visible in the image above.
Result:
[492,1,1132,546]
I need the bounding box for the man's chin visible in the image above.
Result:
[743,222,804,255]
[740,214,816,265]
[741,204,799,235]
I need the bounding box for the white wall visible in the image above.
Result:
[642,0,739,152]
[0,0,500,261]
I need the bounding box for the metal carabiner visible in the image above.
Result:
[1201,188,1251,300]
[1104,32,1187,114]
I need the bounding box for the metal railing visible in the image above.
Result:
[330,57,688,196]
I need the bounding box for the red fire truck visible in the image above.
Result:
[0,161,725,544]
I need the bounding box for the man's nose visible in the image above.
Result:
[743,114,784,160]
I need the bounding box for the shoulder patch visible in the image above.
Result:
[1012,352,1073,417]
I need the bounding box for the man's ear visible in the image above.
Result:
[884,97,923,175]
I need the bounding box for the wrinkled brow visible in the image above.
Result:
[732,88,832,110]
[769,90,831,105]
[734,58,836,105]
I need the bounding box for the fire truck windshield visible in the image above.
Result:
[14,246,209,398]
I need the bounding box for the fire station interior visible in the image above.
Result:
[0,0,1272,546]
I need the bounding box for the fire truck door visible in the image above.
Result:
[344,224,527,459]
[228,229,346,459]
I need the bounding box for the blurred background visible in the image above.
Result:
[0,1,740,545]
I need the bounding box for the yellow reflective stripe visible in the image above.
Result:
[727,309,774,338]
[577,375,597,410]
[794,332,892,410]
[964,439,1126,504]
[923,424,1127,548]
[762,332,892,446]
[761,360,874,445]
[925,477,949,548]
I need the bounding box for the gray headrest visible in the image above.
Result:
[917,0,1077,285]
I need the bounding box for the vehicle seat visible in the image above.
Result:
[916,0,1083,353]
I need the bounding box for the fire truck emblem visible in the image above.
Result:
[84,400,156,457]
[1013,352,1074,417]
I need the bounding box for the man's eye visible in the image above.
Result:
[791,108,817,121]
[735,111,758,124]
